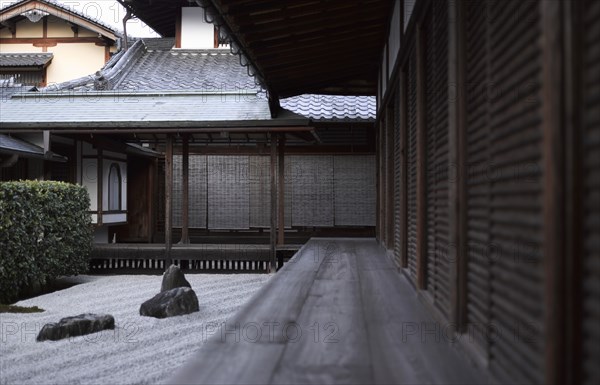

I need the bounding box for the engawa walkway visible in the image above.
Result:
[169,238,486,384]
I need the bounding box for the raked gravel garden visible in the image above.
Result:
[0,273,271,385]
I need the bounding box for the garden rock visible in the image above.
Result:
[37,313,115,342]
[140,287,199,318]
[161,264,192,292]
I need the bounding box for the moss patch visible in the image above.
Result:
[0,304,45,313]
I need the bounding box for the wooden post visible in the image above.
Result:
[270,133,277,272]
[386,106,395,248]
[448,0,469,331]
[97,148,103,226]
[180,134,190,244]
[541,1,566,383]
[379,120,387,245]
[415,22,427,290]
[399,69,408,268]
[277,134,286,246]
[563,2,583,384]
[165,135,174,268]
[376,122,381,241]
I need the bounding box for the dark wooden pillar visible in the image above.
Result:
[165,135,174,268]
[415,22,427,290]
[97,148,103,226]
[386,106,395,248]
[277,134,286,246]
[399,70,408,268]
[448,0,468,330]
[270,133,277,272]
[541,1,567,383]
[180,134,190,244]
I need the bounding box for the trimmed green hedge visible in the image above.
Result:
[0,181,92,303]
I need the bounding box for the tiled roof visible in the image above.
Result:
[0,91,308,129]
[142,38,176,51]
[0,83,35,101]
[0,0,120,37]
[41,38,375,121]
[45,39,259,92]
[0,53,53,67]
[114,42,258,92]
[281,94,376,121]
[0,134,66,161]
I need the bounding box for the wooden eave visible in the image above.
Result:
[0,0,118,41]
[119,0,394,98]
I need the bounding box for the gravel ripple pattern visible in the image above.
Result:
[0,274,271,385]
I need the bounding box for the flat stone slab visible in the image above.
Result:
[140,287,199,319]
[37,313,115,342]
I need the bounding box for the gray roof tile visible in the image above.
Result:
[0,133,66,161]
[0,84,36,100]
[0,91,308,128]
[280,94,376,121]
[0,53,53,67]
[114,42,258,92]
[40,38,375,121]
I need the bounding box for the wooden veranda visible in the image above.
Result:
[170,238,486,384]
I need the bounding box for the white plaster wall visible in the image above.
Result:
[47,16,73,38]
[181,7,215,49]
[45,43,106,85]
[0,44,43,52]
[82,158,98,212]
[15,19,42,38]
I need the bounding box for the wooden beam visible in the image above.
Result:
[277,134,286,246]
[175,6,182,49]
[165,135,174,268]
[268,92,280,118]
[180,134,190,245]
[270,133,277,272]
[415,22,427,290]
[541,1,567,383]
[0,37,109,44]
[0,0,118,41]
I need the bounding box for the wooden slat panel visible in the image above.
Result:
[582,1,600,383]
[290,155,334,227]
[249,155,271,228]
[173,155,207,229]
[464,0,492,358]
[207,156,250,229]
[333,155,376,226]
[487,1,544,383]
[424,0,451,319]
[249,155,292,229]
[407,47,419,281]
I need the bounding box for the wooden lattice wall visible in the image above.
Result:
[376,0,598,383]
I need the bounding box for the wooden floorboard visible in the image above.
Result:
[169,238,486,385]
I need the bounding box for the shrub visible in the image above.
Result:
[0,180,92,303]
